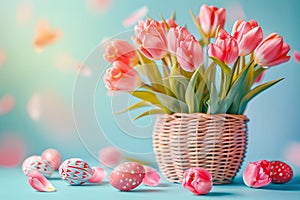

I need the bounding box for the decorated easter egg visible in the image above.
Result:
[109,162,145,191]
[22,155,54,177]
[59,158,92,185]
[41,148,62,170]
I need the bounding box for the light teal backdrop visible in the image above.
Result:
[0,0,300,176]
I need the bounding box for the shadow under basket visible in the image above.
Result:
[153,113,249,184]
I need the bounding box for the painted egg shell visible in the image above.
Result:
[109,162,145,191]
[22,155,54,177]
[41,148,62,170]
[59,158,92,185]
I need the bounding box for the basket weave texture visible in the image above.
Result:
[153,113,249,184]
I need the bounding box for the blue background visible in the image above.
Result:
[0,1,300,198]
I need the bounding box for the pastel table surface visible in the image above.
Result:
[1,168,299,200]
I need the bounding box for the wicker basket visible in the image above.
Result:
[153,113,249,184]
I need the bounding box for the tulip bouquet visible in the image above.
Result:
[103,4,290,119]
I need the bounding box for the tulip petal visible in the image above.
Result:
[238,27,263,56]
[28,171,56,192]
[142,166,161,186]
[88,167,107,183]
[208,44,224,62]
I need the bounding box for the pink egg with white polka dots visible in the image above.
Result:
[109,162,145,191]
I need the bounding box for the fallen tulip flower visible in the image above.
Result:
[182,167,212,195]
[28,171,56,192]
[243,160,271,188]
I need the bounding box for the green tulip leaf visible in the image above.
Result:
[238,78,284,114]
[185,65,203,113]
[114,101,150,114]
[134,108,169,120]
[130,91,169,111]
[153,91,189,113]
[218,61,252,113]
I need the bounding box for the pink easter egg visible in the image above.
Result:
[22,155,54,177]
[41,148,62,170]
[59,158,92,185]
[109,162,145,191]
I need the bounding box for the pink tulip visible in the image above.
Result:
[142,166,161,186]
[243,160,272,188]
[254,33,290,67]
[197,4,226,38]
[182,167,212,195]
[167,26,204,72]
[88,167,107,183]
[103,39,139,66]
[208,29,239,65]
[133,19,168,60]
[104,61,141,92]
[166,18,177,28]
[232,20,263,56]
[28,171,56,192]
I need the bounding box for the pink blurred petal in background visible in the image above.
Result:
[293,50,300,63]
[77,64,92,77]
[40,92,75,135]
[54,53,78,72]
[33,20,61,51]
[99,146,122,167]
[0,134,26,167]
[122,6,149,27]
[16,1,34,25]
[54,53,92,77]
[284,142,300,166]
[0,95,15,115]
[226,2,246,22]
[27,93,42,121]
[27,91,75,137]
[88,0,113,14]
[0,49,6,67]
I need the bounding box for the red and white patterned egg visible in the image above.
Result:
[22,155,54,177]
[59,158,92,185]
